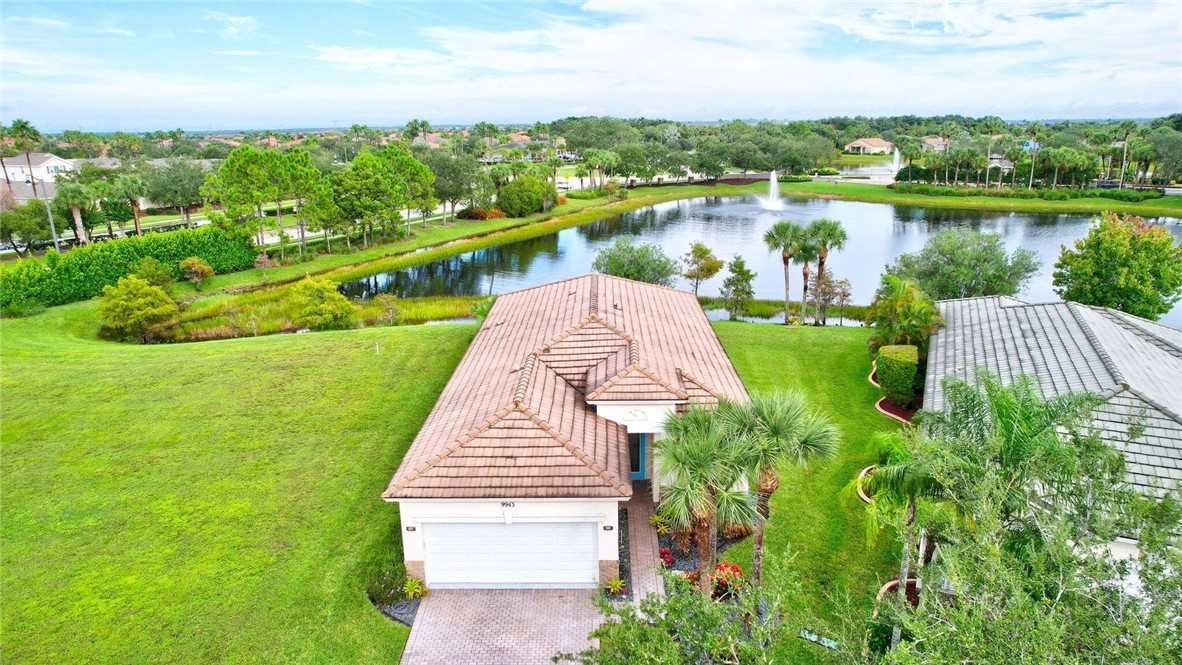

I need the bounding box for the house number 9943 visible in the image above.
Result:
[500,502,515,508]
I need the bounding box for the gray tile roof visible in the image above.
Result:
[925,296,1182,497]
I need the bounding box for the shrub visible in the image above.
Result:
[286,277,356,331]
[179,256,214,291]
[0,225,253,310]
[877,344,918,406]
[498,175,557,217]
[890,182,1164,203]
[401,576,428,600]
[471,295,496,321]
[565,188,606,200]
[778,174,813,183]
[813,167,839,176]
[97,275,179,343]
[371,293,400,325]
[456,206,508,220]
[130,256,175,288]
[649,513,671,535]
[591,237,680,287]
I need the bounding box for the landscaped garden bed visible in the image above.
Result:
[606,506,633,601]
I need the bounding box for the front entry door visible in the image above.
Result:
[629,433,647,479]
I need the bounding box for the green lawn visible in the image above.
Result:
[716,322,898,663]
[0,302,475,663]
[1,306,897,663]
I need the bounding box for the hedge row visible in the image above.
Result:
[891,182,1163,203]
[877,344,918,406]
[1,226,255,310]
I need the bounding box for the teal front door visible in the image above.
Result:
[629,433,647,479]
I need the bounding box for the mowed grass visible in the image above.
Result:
[0,302,476,664]
[713,322,900,664]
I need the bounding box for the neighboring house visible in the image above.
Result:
[382,274,748,589]
[925,296,1182,557]
[3,152,75,183]
[921,136,949,152]
[843,137,893,154]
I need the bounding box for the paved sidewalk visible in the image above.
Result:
[400,589,600,665]
[626,481,665,602]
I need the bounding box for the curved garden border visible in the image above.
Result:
[856,465,876,504]
[867,360,881,388]
[874,397,915,425]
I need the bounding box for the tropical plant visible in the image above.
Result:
[718,392,838,587]
[401,576,428,600]
[54,181,94,244]
[8,119,43,197]
[866,276,944,357]
[796,236,820,324]
[1053,212,1182,320]
[656,406,757,595]
[763,219,808,324]
[603,577,626,596]
[806,218,848,324]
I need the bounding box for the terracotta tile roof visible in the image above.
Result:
[383,274,749,500]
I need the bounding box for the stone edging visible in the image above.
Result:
[867,360,881,388]
[856,465,876,504]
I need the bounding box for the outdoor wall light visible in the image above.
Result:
[603,525,614,531]
[405,526,417,532]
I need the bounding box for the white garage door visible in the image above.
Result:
[423,521,599,588]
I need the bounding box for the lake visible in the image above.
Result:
[338,194,1182,328]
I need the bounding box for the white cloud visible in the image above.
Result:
[211,50,263,57]
[205,11,258,39]
[4,16,70,28]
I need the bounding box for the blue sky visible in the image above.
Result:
[2,1,1180,132]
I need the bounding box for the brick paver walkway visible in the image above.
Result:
[400,589,600,665]
[626,481,665,603]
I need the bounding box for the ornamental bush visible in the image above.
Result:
[0,225,254,310]
[286,277,355,331]
[891,182,1163,202]
[877,344,919,406]
[497,175,558,217]
[97,275,179,343]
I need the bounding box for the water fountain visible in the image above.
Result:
[892,147,901,173]
[757,170,784,210]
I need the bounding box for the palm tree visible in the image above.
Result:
[54,181,93,245]
[866,276,944,357]
[1025,122,1044,189]
[797,238,820,324]
[656,406,757,595]
[0,125,15,190]
[114,175,149,235]
[898,137,922,182]
[8,119,43,197]
[807,219,847,324]
[1116,119,1137,189]
[719,393,838,587]
[763,220,807,324]
[89,180,116,238]
[858,431,946,649]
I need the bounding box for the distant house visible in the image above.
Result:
[925,296,1182,559]
[921,137,949,152]
[3,152,75,184]
[383,274,748,589]
[843,137,893,155]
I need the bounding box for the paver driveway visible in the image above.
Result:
[400,589,601,664]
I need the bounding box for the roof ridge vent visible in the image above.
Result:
[513,353,538,406]
[589,277,599,315]
[628,339,640,366]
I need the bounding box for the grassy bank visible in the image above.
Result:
[777,180,1182,216]
[699,296,870,322]
[715,322,898,663]
[0,302,476,663]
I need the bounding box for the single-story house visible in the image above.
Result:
[921,137,948,152]
[2,152,75,184]
[925,296,1182,557]
[383,274,748,588]
[844,137,893,155]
